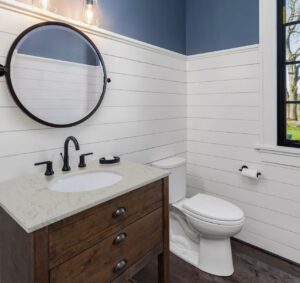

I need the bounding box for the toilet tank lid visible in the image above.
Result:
[152,157,186,169]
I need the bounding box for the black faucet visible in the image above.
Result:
[61,136,80,172]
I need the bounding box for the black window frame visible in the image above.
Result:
[278,0,300,148]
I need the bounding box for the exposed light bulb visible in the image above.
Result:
[84,3,94,25]
[82,0,99,26]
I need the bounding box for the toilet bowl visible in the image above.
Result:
[152,157,245,277]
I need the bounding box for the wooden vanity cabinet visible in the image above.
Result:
[0,177,169,283]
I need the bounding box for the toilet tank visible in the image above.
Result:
[152,157,186,204]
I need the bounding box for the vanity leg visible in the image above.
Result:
[0,208,49,283]
[158,177,170,283]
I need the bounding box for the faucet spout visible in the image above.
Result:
[62,136,80,172]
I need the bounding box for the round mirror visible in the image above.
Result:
[5,22,107,127]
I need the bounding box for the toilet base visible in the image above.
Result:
[198,237,234,276]
[170,205,239,277]
[170,236,234,277]
[170,235,199,267]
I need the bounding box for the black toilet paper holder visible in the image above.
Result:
[239,165,261,177]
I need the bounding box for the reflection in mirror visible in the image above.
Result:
[8,23,106,127]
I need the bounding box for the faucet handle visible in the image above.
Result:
[79,152,93,168]
[35,161,54,176]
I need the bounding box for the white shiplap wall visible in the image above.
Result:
[0,5,186,181]
[187,45,300,264]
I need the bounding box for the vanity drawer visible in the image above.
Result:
[49,180,163,268]
[50,208,163,283]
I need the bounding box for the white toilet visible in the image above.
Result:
[152,157,245,277]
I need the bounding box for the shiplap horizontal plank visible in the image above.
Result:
[123,141,186,165]
[0,86,186,108]
[0,106,186,132]
[0,121,185,157]
[5,70,186,95]
[187,168,300,219]
[187,93,259,107]
[232,199,300,250]
[143,150,187,166]
[187,106,259,121]
[187,48,259,71]
[187,118,259,135]
[187,141,260,162]
[103,54,186,83]
[187,64,260,83]
[187,130,258,148]
[104,90,186,106]
[259,162,300,187]
[237,229,300,264]
[109,73,185,94]
[187,152,300,190]
[258,152,300,169]
[88,108,176,124]
[0,88,186,109]
[187,78,259,95]
[244,218,300,251]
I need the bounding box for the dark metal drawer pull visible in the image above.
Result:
[113,207,127,218]
[113,259,127,273]
[113,233,127,245]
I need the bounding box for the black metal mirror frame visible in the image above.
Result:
[0,21,109,128]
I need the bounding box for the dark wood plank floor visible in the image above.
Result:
[133,240,300,283]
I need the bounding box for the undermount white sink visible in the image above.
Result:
[48,171,123,193]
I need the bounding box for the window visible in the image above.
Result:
[278,0,300,147]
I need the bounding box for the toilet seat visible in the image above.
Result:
[183,208,245,226]
[182,194,245,226]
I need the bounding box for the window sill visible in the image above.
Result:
[255,144,300,168]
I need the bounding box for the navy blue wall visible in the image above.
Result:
[99,0,186,54]
[20,0,259,56]
[186,0,259,55]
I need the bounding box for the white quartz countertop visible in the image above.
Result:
[0,160,169,233]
